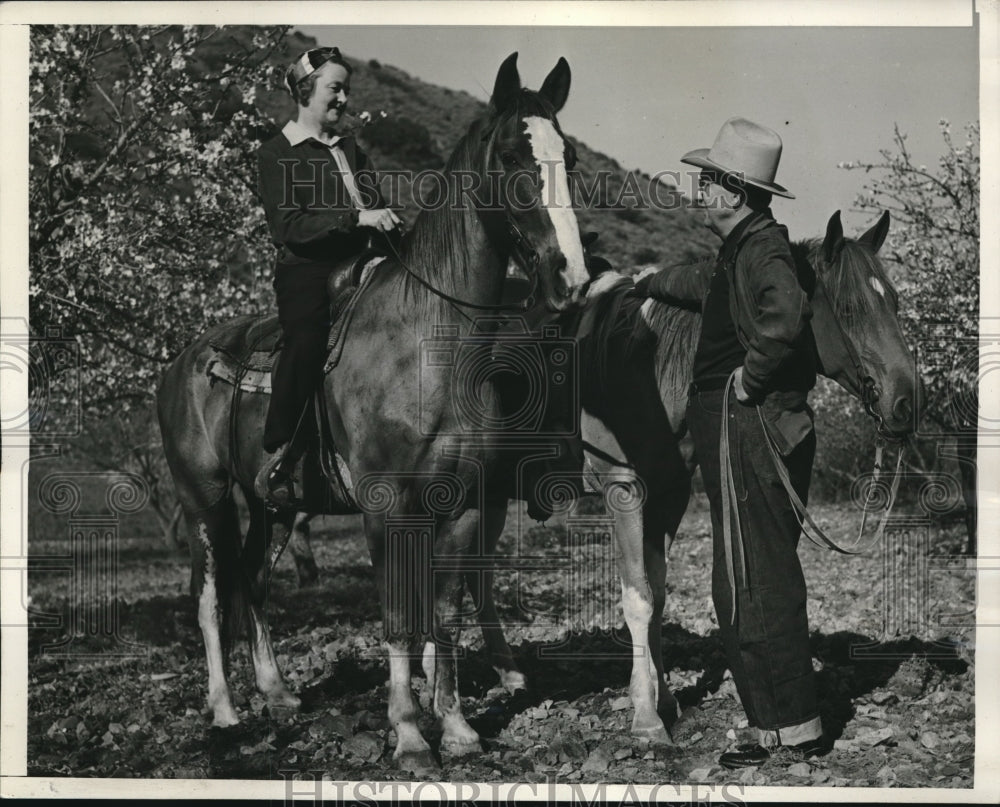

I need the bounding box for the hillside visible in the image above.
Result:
[262,32,715,271]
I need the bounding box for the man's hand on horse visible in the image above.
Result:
[586,270,629,300]
[360,208,402,232]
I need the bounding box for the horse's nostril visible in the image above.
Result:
[892,396,912,424]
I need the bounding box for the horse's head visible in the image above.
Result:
[480,53,589,312]
[805,210,919,439]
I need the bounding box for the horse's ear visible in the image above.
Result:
[859,210,891,253]
[539,57,571,113]
[822,210,845,265]
[490,52,522,113]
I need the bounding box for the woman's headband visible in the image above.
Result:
[284,47,352,95]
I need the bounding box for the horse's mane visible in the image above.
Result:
[790,238,898,320]
[396,118,486,297]
[395,91,560,316]
[636,299,700,404]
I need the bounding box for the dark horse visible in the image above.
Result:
[284,209,918,744]
[157,53,589,772]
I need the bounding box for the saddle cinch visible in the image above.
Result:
[205,254,385,514]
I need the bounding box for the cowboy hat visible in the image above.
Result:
[681,117,794,199]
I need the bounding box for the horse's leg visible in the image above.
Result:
[643,492,688,726]
[286,512,320,586]
[606,470,672,744]
[631,432,691,728]
[186,490,245,727]
[365,511,436,773]
[240,488,300,711]
[431,509,483,758]
[465,498,526,693]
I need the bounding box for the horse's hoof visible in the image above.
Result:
[295,561,320,587]
[394,749,439,776]
[267,690,302,710]
[658,695,682,728]
[496,668,528,694]
[440,739,483,759]
[631,721,674,746]
[207,698,240,727]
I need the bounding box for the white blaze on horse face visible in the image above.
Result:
[870,276,886,297]
[523,116,589,290]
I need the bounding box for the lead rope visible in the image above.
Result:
[720,372,747,625]
[719,369,904,624]
[755,401,903,556]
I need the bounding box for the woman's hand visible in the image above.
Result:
[359,208,402,232]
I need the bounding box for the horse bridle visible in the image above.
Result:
[378,215,540,323]
[814,278,898,442]
[378,110,548,317]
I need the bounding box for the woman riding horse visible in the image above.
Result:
[256,46,402,505]
[157,52,588,774]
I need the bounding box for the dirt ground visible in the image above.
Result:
[26,497,974,788]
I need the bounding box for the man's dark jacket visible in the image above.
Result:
[635,210,817,454]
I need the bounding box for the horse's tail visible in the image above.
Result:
[156,342,252,659]
[204,493,253,657]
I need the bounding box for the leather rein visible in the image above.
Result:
[379,216,541,323]
[718,281,905,624]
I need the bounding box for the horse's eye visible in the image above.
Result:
[500,150,518,166]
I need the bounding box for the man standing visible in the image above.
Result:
[256,47,401,505]
[633,118,829,767]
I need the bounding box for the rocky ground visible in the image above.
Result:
[26,498,974,788]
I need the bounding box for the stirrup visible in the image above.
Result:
[255,447,302,508]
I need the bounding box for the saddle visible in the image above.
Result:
[206,253,384,386]
[204,254,385,514]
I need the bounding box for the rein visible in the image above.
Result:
[380,218,540,321]
[718,368,905,624]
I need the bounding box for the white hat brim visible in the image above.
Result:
[681,148,795,199]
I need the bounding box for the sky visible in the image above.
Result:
[297,23,979,240]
